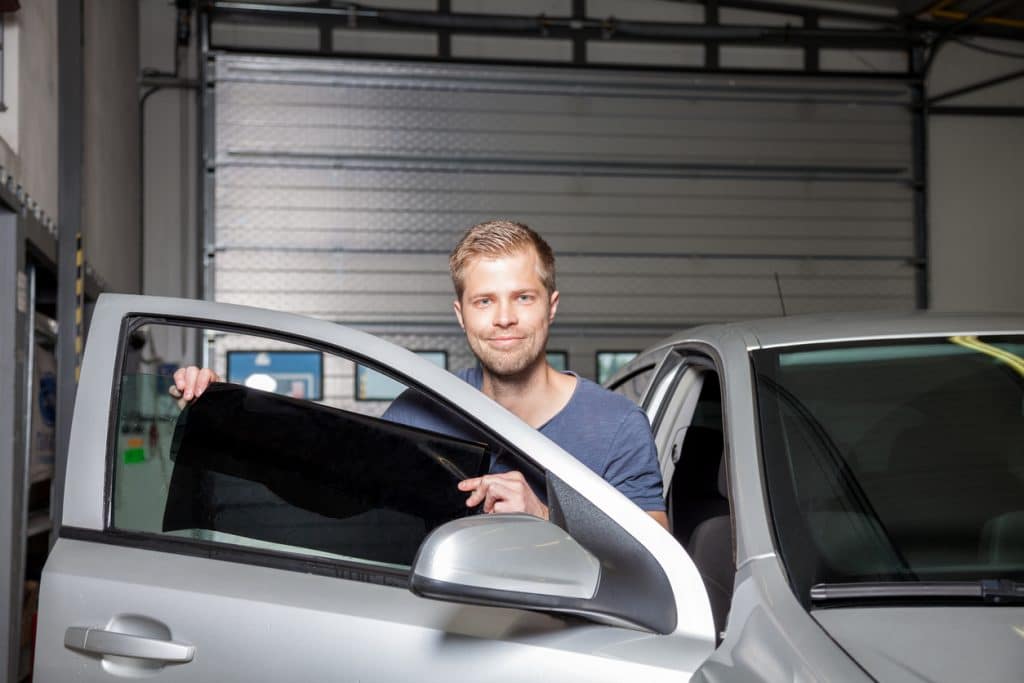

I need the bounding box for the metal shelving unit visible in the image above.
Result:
[0,169,105,682]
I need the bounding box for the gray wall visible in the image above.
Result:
[82,0,141,294]
[928,39,1024,313]
[0,1,140,293]
[0,0,59,224]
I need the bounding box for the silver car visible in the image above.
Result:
[34,296,1024,681]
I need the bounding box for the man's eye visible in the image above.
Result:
[476,298,491,307]
[518,294,535,303]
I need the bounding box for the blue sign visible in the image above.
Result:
[227,351,323,400]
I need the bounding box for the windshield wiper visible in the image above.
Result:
[811,579,1024,604]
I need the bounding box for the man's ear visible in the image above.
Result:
[453,299,465,330]
[548,290,560,322]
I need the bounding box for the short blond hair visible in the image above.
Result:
[449,220,556,300]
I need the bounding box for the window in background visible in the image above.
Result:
[227,350,323,400]
[597,351,638,384]
[547,351,568,372]
[356,351,447,400]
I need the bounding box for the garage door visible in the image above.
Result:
[209,53,916,383]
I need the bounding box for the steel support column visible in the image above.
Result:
[0,208,27,683]
[55,0,83,550]
[911,45,929,309]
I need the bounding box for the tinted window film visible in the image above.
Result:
[112,322,506,571]
[753,336,1024,602]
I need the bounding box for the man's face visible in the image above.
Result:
[454,247,558,379]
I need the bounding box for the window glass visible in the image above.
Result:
[754,336,1024,602]
[112,321,515,571]
[597,351,639,385]
[227,350,323,399]
[355,351,446,401]
[546,351,568,372]
[608,366,655,405]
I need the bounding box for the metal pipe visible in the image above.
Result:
[927,67,1024,105]
[922,0,1016,77]
[139,85,159,294]
[209,0,921,49]
[910,47,929,310]
[198,10,211,367]
[138,78,199,295]
[199,10,210,304]
[928,105,1024,117]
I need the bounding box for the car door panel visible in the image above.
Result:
[36,294,715,680]
[38,540,704,682]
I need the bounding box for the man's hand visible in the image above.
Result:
[458,471,549,520]
[169,366,221,407]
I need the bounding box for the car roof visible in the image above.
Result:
[656,310,1024,351]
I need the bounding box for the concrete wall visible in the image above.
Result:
[82,0,141,293]
[927,39,1024,313]
[0,1,59,224]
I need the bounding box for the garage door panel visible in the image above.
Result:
[218,166,913,200]
[216,79,909,125]
[220,126,910,164]
[212,55,916,347]
[216,186,912,220]
[220,105,910,144]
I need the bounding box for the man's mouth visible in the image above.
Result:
[487,336,525,346]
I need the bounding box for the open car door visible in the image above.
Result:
[34,294,713,682]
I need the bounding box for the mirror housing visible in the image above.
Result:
[410,514,600,606]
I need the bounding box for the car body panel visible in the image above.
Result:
[35,540,706,682]
[612,311,1024,682]
[813,606,1024,683]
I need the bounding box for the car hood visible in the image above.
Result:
[812,606,1024,682]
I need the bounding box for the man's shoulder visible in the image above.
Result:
[572,376,644,418]
[455,366,482,388]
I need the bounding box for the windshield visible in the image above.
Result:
[752,335,1024,605]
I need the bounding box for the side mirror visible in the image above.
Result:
[410,514,600,605]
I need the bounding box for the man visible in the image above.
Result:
[172,220,667,528]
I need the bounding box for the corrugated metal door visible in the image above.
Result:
[211,54,916,380]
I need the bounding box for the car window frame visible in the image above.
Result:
[94,314,553,588]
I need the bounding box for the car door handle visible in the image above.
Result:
[65,626,195,663]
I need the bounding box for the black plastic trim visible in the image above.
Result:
[548,474,677,634]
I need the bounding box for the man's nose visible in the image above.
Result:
[493,300,517,327]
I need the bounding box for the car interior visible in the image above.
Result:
[661,370,736,642]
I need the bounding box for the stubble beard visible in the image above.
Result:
[470,332,548,382]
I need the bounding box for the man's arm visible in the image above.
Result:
[648,511,669,530]
[604,408,670,530]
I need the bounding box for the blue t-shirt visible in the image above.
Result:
[383,367,665,512]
